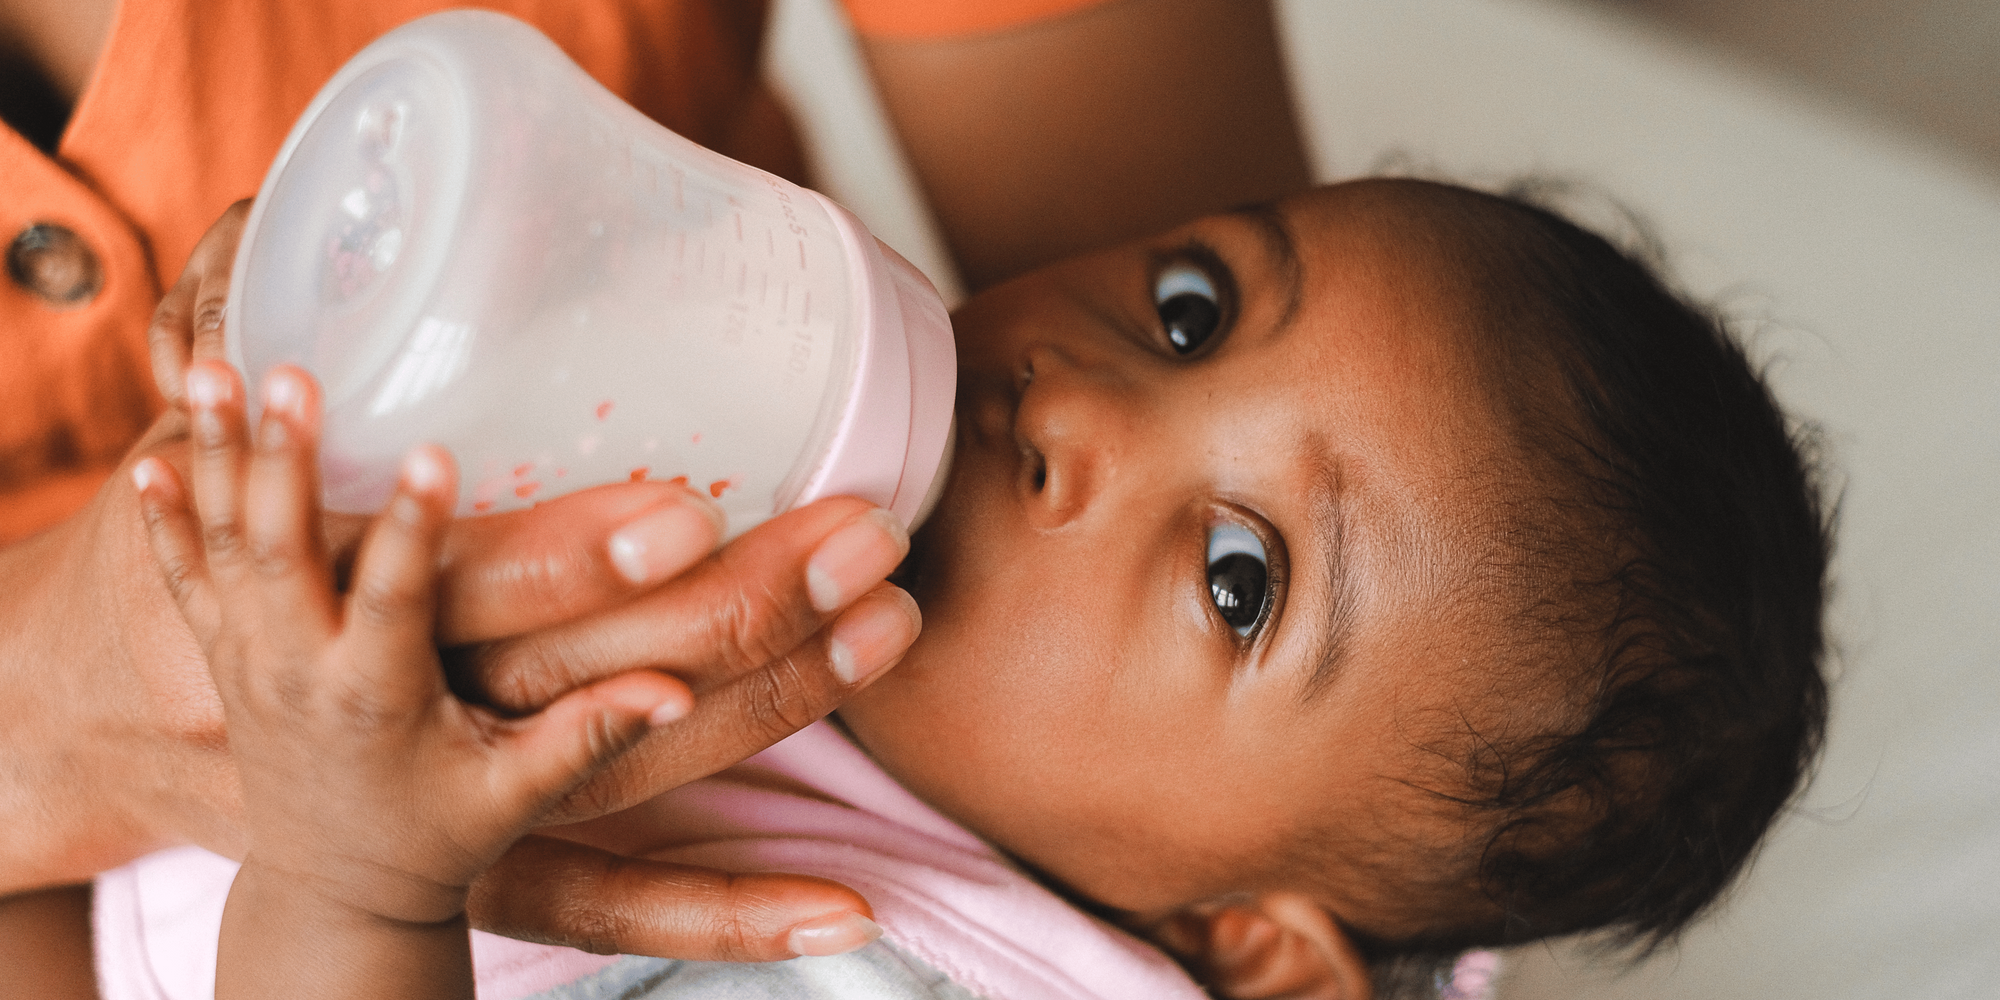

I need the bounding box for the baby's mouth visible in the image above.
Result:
[890,416,962,600]
[887,532,926,595]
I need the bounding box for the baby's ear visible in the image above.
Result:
[1149,891,1373,1000]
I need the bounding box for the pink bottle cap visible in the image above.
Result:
[793,193,956,530]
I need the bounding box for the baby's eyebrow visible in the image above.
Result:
[1224,202,1304,332]
[1298,438,1356,703]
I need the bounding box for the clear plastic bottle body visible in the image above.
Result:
[229,12,953,535]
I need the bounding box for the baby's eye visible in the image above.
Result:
[1206,522,1271,637]
[1154,261,1222,355]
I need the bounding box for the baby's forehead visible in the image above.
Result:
[1274,178,1524,249]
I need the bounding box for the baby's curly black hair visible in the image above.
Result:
[1350,180,1832,995]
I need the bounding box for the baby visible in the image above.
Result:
[129,177,1829,1000]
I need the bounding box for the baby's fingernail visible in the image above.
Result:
[131,458,163,493]
[186,365,224,408]
[647,690,691,727]
[786,913,882,958]
[402,447,448,493]
[608,498,724,586]
[806,509,909,614]
[262,369,306,419]
[827,589,919,686]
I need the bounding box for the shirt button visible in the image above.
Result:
[7,223,104,307]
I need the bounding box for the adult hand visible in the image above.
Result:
[0,202,918,961]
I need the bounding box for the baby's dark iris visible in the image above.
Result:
[1207,552,1268,630]
[1153,260,1223,355]
[1161,292,1221,354]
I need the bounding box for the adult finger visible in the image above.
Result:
[463,500,906,712]
[426,482,724,647]
[468,836,880,962]
[539,584,918,825]
[149,200,250,407]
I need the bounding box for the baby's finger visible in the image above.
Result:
[491,670,691,815]
[238,367,339,643]
[132,457,216,643]
[341,445,457,699]
[470,836,879,962]
[183,361,255,579]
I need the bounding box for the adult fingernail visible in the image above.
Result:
[826,589,919,686]
[806,509,909,614]
[786,913,882,958]
[608,498,724,586]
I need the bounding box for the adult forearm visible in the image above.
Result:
[0,457,229,893]
[0,886,98,999]
[0,527,153,892]
[861,0,1312,291]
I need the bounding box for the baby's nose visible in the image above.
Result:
[1015,345,1142,529]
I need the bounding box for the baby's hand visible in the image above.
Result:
[133,362,690,926]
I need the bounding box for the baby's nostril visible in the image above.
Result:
[1021,444,1048,493]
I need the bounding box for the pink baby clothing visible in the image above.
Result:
[94,720,1209,1000]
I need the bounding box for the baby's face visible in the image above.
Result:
[839,181,1532,927]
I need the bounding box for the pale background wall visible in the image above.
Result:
[1608,0,2000,178]
[766,2,2000,996]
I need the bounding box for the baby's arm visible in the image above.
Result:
[133,362,688,999]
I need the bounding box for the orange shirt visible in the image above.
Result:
[0,0,1108,543]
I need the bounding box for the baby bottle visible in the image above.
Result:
[226,10,955,535]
